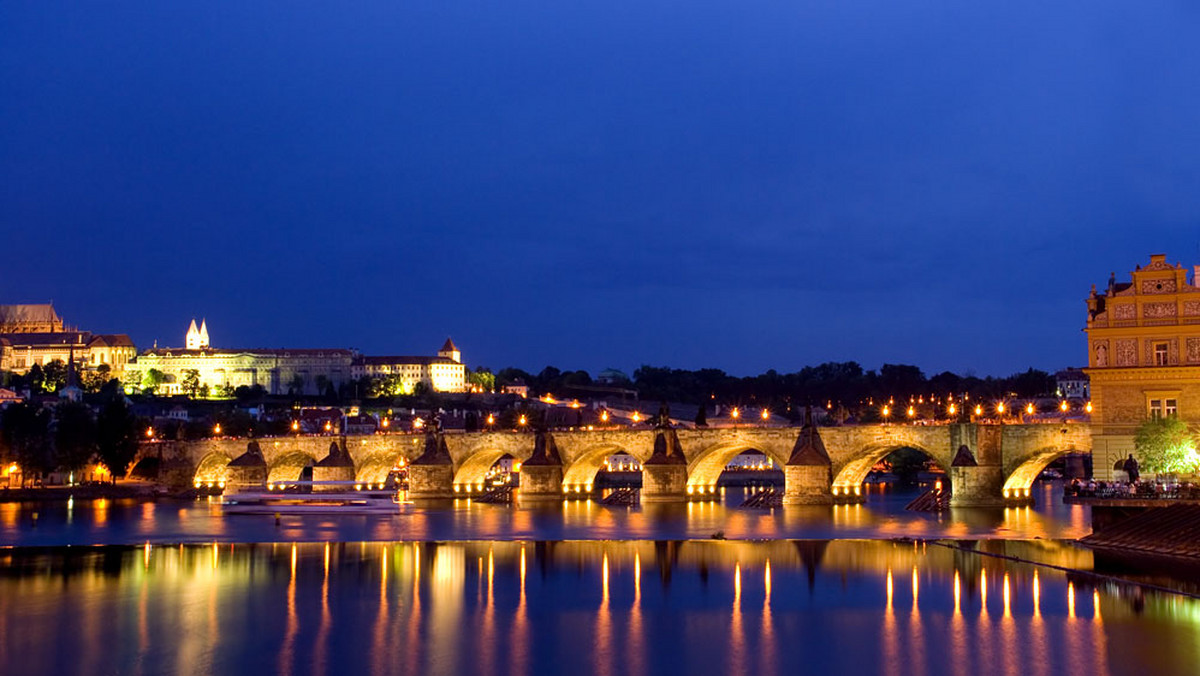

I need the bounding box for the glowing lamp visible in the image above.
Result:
[760,408,770,420]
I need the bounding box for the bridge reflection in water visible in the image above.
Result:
[1,540,1196,676]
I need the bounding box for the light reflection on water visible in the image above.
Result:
[0,540,1196,676]
[0,481,1091,546]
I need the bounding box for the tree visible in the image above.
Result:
[26,363,46,394]
[1134,416,1200,475]
[41,359,67,393]
[141,368,165,395]
[0,401,52,482]
[468,367,496,392]
[96,395,140,478]
[181,369,201,398]
[82,364,112,393]
[54,401,97,474]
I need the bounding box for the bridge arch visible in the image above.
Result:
[1002,446,1083,498]
[356,454,400,485]
[832,443,945,498]
[453,448,526,489]
[193,451,233,486]
[686,442,787,490]
[267,451,316,483]
[562,443,644,489]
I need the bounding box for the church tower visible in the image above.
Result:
[438,337,461,363]
[186,318,210,349]
[186,319,201,349]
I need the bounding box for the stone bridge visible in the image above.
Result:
[136,421,1091,506]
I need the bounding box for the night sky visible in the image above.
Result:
[3,1,1199,377]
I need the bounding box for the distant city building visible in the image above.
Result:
[1055,368,1089,399]
[1085,254,1200,479]
[0,303,135,377]
[0,303,65,334]
[124,320,355,396]
[124,321,466,396]
[351,338,467,393]
[596,368,629,385]
[503,379,530,398]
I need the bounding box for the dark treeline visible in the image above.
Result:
[494,362,1058,409]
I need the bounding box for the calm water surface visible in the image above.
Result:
[4,482,1196,675]
[2,539,1198,676]
[0,481,1088,546]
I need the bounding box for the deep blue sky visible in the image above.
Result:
[3,1,1199,377]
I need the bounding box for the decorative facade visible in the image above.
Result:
[1085,254,1200,478]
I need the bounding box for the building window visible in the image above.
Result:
[1154,342,1169,366]
[1149,398,1179,419]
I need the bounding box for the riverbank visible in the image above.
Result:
[0,482,199,503]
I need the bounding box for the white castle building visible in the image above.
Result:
[124,320,466,396]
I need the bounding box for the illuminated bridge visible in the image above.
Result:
[138,418,1090,507]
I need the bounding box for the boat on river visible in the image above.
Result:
[220,488,410,514]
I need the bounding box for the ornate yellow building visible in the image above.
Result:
[1085,254,1200,478]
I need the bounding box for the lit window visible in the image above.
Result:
[1154,343,1169,366]
[1149,398,1179,419]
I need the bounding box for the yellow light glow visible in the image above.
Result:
[1085,402,1093,413]
[760,408,769,420]
[381,418,389,428]
[632,411,641,423]
[213,424,221,435]
[906,406,915,418]
[948,403,956,416]
[291,420,300,431]
[1025,403,1034,415]
[731,408,740,419]
[145,427,154,438]
[1060,401,1069,412]
[518,414,527,426]
[486,414,495,425]
[324,421,332,432]
[997,402,1006,414]
[882,405,890,418]
[600,410,609,423]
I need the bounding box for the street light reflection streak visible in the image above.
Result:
[762,560,776,676]
[596,552,612,676]
[883,568,898,676]
[511,546,528,676]
[279,544,298,676]
[729,563,744,676]
[628,551,644,676]
[314,543,331,676]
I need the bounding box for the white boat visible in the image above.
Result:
[220,490,411,514]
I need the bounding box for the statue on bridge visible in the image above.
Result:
[655,402,672,430]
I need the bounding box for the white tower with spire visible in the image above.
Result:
[186,318,210,349]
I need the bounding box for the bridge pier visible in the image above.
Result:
[407,431,455,500]
[518,429,565,501]
[226,442,268,491]
[947,444,1007,507]
[640,423,688,502]
[783,409,833,505]
[313,441,355,491]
